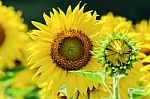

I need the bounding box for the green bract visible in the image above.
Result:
[92,32,138,76]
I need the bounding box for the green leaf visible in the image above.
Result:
[6,86,37,97]
[0,66,24,81]
[128,87,147,99]
[69,96,73,99]
[59,85,67,96]
[70,70,105,84]
[25,87,40,99]
[0,71,16,81]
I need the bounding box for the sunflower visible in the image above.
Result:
[93,33,138,76]
[28,2,103,97]
[97,12,134,39]
[98,12,143,99]
[132,20,150,95]
[0,1,27,70]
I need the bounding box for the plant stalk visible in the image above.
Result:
[113,76,120,99]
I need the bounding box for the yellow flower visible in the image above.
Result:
[99,12,142,99]
[28,2,103,97]
[0,70,4,77]
[0,82,6,99]
[119,62,142,99]
[0,1,27,70]
[10,69,35,88]
[134,20,150,94]
[98,12,134,38]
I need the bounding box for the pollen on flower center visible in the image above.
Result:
[51,29,93,70]
[0,25,6,47]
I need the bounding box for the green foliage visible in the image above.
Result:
[0,66,24,81]
[0,66,40,99]
[6,86,36,97]
[24,87,40,99]
[70,70,105,84]
[59,85,67,96]
[128,87,148,99]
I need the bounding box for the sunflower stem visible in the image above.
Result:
[113,75,120,99]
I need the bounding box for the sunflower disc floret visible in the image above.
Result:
[51,29,93,70]
[93,32,138,76]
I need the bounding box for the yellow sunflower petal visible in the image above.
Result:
[66,73,76,97]
[43,13,51,27]
[31,21,50,32]
[140,64,150,71]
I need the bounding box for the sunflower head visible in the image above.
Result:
[28,2,102,97]
[133,20,150,94]
[93,32,138,76]
[0,1,27,69]
[99,12,134,36]
[51,29,93,70]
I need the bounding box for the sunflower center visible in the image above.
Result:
[105,39,131,66]
[0,25,6,47]
[51,29,92,70]
[59,38,83,61]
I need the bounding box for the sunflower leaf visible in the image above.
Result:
[5,85,37,97]
[59,85,67,96]
[0,66,24,81]
[69,96,73,99]
[128,87,148,99]
[24,88,40,99]
[69,70,105,84]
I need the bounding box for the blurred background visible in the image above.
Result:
[2,0,150,29]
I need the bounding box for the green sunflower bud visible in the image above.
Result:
[92,32,138,76]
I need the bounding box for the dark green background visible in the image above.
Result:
[2,0,150,29]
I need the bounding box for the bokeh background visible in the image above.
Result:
[2,0,150,29]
